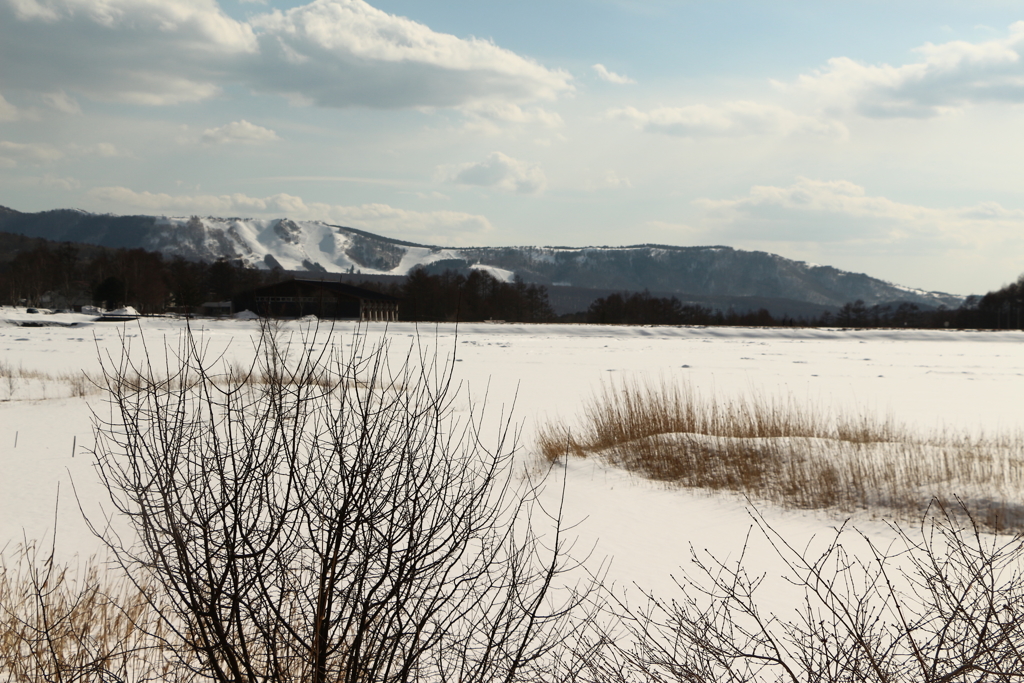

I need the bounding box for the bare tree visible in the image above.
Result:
[583,500,1024,683]
[89,322,592,683]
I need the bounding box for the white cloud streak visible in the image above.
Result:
[593,63,635,84]
[27,173,81,191]
[40,90,80,114]
[695,177,1024,248]
[784,22,1024,117]
[0,140,64,165]
[0,91,25,121]
[458,102,563,134]
[68,142,122,157]
[0,0,572,109]
[0,139,123,166]
[442,152,546,194]
[202,120,280,145]
[610,102,847,139]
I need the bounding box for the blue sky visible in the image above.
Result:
[3,0,1024,294]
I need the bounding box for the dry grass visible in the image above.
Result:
[0,543,178,683]
[103,361,386,399]
[0,359,373,403]
[539,378,1024,531]
[0,362,100,401]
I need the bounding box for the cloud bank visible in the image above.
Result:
[696,177,1024,248]
[0,140,64,166]
[610,102,847,139]
[0,0,572,109]
[786,22,1024,117]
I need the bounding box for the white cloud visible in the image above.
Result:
[581,169,632,191]
[246,0,571,108]
[40,90,80,114]
[0,0,571,109]
[85,186,496,244]
[202,120,280,144]
[0,92,22,121]
[695,177,1024,248]
[1,0,253,105]
[593,63,635,85]
[441,152,547,194]
[27,173,81,191]
[602,170,631,189]
[68,142,122,157]
[459,102,563,134]
[610,102,847,139]
[785,22,1024,117]
[0,139,122,166]
[6,0,61,21]
[0,140,64,165]
[689,177,1024,293]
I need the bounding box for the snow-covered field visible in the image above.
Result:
[2,308,1023,617]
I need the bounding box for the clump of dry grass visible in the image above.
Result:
[0,361,101,401]
[0,361,49,399]
[0,542,177,683]
[0,358,352,402]
[539,379,1024,530]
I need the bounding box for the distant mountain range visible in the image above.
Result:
[0,206,964,312]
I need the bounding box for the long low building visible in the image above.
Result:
[234,279,400,321]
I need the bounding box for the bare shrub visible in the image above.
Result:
[56,370,96,398]
[540,378,1024,529]
[580,500,1024,682]
[0,360,41,400]
[89,322,594,683]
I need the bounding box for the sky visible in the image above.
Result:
[2,0,1024,295]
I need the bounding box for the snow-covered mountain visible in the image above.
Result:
[0,207,964,309]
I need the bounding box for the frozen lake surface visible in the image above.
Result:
[2,310,1023,615]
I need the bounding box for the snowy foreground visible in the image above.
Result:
[2,309,1024,619]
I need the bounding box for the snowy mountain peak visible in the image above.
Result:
[0,206,964,309]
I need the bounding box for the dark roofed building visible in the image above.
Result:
[234,279,400,321]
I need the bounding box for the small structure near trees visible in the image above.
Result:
[234,278,400,321]
[200,300,233,316]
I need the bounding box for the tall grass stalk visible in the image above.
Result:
[539,379,1024,530]
[0,542,178,683]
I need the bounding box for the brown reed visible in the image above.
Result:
[538,378,1024,530]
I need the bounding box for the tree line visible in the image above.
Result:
[576,283,1024,329]
[0,236,557,321]
[1,232,1020,329]
[354,267,556,323]
[570,290,780,326]
[0,235,282,313]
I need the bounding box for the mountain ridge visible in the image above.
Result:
[0,205,964,310]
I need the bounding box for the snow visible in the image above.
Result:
[394,245,463,274]
[1,314,1023,619]
[103,306,140,317]
[470,263,515,282]
[147,215,475,276]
